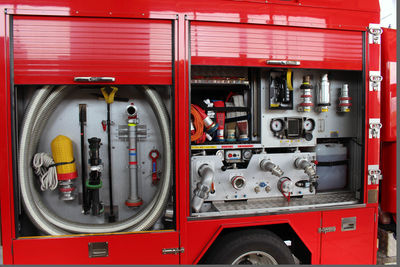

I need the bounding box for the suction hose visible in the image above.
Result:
[18,85,172,234]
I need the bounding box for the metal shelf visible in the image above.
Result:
[191,191,359,218]
[191,79,249,85]
[191,142,263,150]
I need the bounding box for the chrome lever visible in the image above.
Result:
[74,77,116,82]
[266,60,300,66]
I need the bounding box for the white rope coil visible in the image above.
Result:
[32,153,58,191]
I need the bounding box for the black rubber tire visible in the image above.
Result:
[204,229,295,264]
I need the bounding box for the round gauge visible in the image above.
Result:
[270,119,284,132]
[303,119,315,131]
[242,149,252,160]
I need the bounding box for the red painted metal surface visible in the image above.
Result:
[320,207,376,264]
[1,0,380,31]
[230,0,380,12]
[191,22,363,70]
[0,12,16,264]
[366,25,381,178]
[13,16,172,85]
[13,231,179,264]
[176,14,191,265]
[380,28,396,216]
[185,211,322,264]
[380,142,397,214]
[0,0,383,265]
[381,28,397,142]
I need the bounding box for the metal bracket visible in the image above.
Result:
[369,119,382,139]
[162,247,185,255]
[318,226,336,234]
[369,71,383,91]
[368,24,382,44]
[368,165,382,185]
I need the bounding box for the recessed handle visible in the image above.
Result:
[74,77,115,82]
[341,217,357,231]
[266,60,300,66]
[88,242,109,258]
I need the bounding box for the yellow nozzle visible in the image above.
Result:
[51,135,77,181]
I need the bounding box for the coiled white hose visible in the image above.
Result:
[32,153,58,191]
[19,85,172,235]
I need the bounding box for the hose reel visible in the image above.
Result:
[18,85,172,235]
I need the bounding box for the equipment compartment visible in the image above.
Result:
[13,84,175,237]
[189,66,364,217]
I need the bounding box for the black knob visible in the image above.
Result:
[304,133,313,141]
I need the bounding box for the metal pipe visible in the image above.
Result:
[192,164,214,213]
[260,159,284,177]
[317,74,331,112]
[125,103,142,207]
[294,158,318,193]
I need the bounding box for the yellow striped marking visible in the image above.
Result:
[18,229,174,239]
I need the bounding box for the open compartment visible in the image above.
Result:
[189,66,365,217]
[190,66,261,146]
[12,84,176,237]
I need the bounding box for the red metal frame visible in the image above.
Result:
[190,21,364,70]
[13,16,173,85]
[0,0,382,264]
[380,28,396,216]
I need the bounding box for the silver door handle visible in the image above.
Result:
[74,77,115,82]
[266,60,301,66]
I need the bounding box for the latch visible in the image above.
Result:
[369,71,383,91]
[368,24,382,44]
[368,165,382,185]
[318,226,336,234]
[162,247,185,255]
[369,119,382,139]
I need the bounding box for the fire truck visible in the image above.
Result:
[0,0,396,264]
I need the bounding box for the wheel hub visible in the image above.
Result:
[232,251,278,265]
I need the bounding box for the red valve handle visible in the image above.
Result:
[149,150,160,185]
[101,120,107,131]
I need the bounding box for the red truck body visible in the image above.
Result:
[380,28,397,220]
[0,0,393,265]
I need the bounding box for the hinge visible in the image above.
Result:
[369,71,383,91]
[162,247,185,255]
[368,165,382,185]
[368,24,382,44]
[369,119,382,139]
[318,226,336,234]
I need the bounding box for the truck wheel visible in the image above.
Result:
[204,229,295,264]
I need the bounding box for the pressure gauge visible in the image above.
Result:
[303,119,315,131]
[242,149,252,160]
[270,119,284,133]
